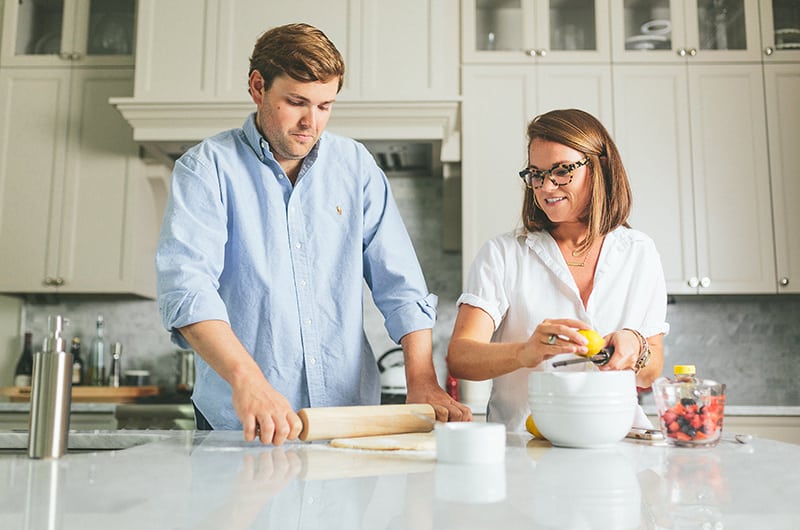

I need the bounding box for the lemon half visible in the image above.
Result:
[525,414,546,439]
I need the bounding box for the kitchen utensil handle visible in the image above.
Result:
[297,403,435,441]
[551,346,614,368]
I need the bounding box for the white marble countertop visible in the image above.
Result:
[1,429,799,529]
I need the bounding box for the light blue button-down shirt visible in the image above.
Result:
[156,114,437,429]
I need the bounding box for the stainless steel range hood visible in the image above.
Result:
[111,98,460,167]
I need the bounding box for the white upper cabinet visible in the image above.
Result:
[132,0,459,103]
[0,0,136,67]
[764,64,800,294]
[463,0,611,63]
[133,0,350,102]
[611,0,762,63]
[759,0,800,63]
[614,64,775,294]
[352,0,459,100]
[0,68,161,297]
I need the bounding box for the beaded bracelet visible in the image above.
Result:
[623,328,651,374]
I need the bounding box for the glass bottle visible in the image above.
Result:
[13,332,34,387]
[88,316,106,386]
[70,337,85,385]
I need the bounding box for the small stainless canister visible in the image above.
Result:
[28,315,73,459]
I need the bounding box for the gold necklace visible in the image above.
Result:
[566,249,588,267]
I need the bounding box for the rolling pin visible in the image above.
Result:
[297,403,435,441]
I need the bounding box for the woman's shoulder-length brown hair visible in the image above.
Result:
[522,108,632,254]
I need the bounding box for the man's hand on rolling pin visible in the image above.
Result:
[406,378,473,423]
[231,373,303,445]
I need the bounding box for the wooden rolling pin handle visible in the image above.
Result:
[297,403,435,441]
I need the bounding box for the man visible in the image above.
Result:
[156,23,470,445]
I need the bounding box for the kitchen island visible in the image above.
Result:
[0,430,798,529]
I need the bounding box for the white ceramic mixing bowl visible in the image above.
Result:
[528,371,637,448]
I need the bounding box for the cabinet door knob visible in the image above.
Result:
[70,52,82,60]
[688,277,699,288]
[688,48,697,57]
[779,277,790,287]
[43,277,54,286]
[700,277,711,288]
[58,52,72,60]
[538,49,547,57]
[525,49,536,57]
[677,48,687,57]
[54,277,65,286]
[764,47,774,56]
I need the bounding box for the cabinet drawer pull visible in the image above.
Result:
[779,277,790,287]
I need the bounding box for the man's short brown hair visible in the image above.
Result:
[249,23,345,94]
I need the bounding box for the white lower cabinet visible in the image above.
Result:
[764,63,800,294]
[0,68,163,297]
[460,64,613,271]
[613,63,775,294]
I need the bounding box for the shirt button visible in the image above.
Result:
[305,319,312,325]
[295,242,302,249]
[309,358,317,365]
[299,280,306,287]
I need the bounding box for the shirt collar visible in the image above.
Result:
[241,112,323,175]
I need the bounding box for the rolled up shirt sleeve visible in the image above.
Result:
[361,158,437,343]
[156,151,231,348]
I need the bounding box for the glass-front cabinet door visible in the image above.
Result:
[1,0,136,66]
[463,0,610,63]
[611,0,762,63]
[760,0,800,61]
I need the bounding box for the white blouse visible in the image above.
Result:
[457,226,669,432]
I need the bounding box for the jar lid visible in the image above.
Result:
[673,364,696,375]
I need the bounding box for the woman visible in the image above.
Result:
[447,109,668,432]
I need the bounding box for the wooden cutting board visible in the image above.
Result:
[330,432,436,452]
[0,385,160,403]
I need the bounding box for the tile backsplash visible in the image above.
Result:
[645,294,800,408]
[6,174,800,407]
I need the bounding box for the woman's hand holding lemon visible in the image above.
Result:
[518,319,604,368]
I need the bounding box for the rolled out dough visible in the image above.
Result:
[329,432,435,452]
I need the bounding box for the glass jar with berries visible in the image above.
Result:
[652,365,726,447]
